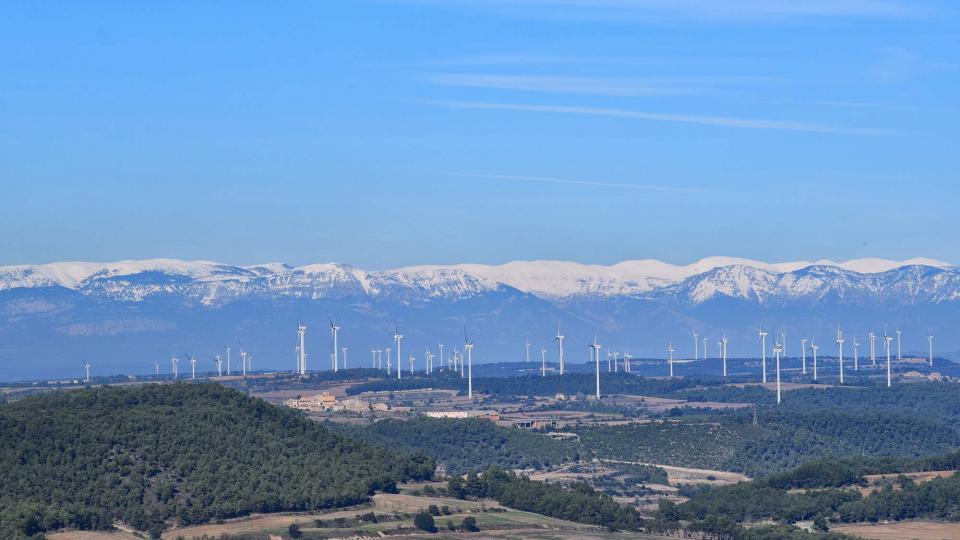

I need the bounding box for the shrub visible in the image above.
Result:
[414,511,437,532]
[462,516,478,531]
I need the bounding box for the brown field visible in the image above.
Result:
[833,520,960,539]
[860,471,957,495]
[49,532,141,540]
[155,491,670,539]
[600,459,750,485]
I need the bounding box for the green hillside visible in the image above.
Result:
[0,383,434,539]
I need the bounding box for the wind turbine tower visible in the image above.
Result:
[811,337,819,381]
[801,337,808,375]
[837,328,845,385]
[721,335,729,377]
[330,319,340,372]
[555,325,566,375]
[225,345,231,376]
[190,354,197,380]
[896,327,902,360]
[171,355,179,379]
[869,331,877,366]
[215,354,223,377]
[774,343,782,404]
[853,337,859,371]
[759,326,768,384]
[464,332,475,399]
[693,331,699,362]
[781,330,787,358]
[296,317,307,376]
[540,347,547,377]
[439,344,444,372]
[884,332,893,387]
[668,343,675,378]
[153,360,159,376]
[393,327,403,380]
[591,335,602,400]
[385,346,392,375]
[83,360,91,383]
[702,336,708,360]
[928,331,934,367]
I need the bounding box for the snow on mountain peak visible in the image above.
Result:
[0,256,953,301]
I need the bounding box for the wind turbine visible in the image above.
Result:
[385,346,392,375]
[591,334,602,400]
[554,325,566,375]
[758,325,768,384]
[215,354,223,377]
[371,348,377,368]
[239,341,248,376]
[810,334,819,381]
[612,350,619,373]
[464,329,475,399]
[409,353,415,374]
[624,350,632,373]
[721,335,729,377]
[896,327,902,361]
[853,337,860,371]
[540,347,547,377]
[170,355,179,379]
[868,330,877,366]
[774,342,782,404]
[82,360,91,383]
[225,345,231,376]
[693,331,699,362]
[189,353,197,380]
[781,330,787,358]
[330,319,340,372]
[342,347,348,369]
[884,330,893,387]
[153,360,159,376]
[246,353,253,373]
[668,342,675,378]
[439,344,444,372]
[296,317,307,376]
[525,338,530,364]
[801,337,808,375]
[702,336,708,361]
[928,331,934,367]
[425,348,432,374]
[393,327,403,380]
[836,328,845,385]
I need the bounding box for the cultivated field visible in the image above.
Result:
[833,520,960,539]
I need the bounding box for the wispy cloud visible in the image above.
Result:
[425,73,781,97]
[440,171,705,193]
[395,0,935,23]
[424,100,889,135]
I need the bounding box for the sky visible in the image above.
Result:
[1,0,958,269]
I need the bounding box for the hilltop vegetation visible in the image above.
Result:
[331,416,576,474]
[661,453,960,531]
[0,383,433,539]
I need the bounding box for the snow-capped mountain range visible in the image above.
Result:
[0,256,957,380]
[0,256,954,303]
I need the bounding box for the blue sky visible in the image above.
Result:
[1,0,957,268]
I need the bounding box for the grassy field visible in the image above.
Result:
[833,520,960,540]
[154,492,669,539]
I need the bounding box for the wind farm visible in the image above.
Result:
[3,0,958,538]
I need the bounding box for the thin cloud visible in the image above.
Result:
[424,100,890,135]
[394,0,935,23]
[425,73,783,97]
[440,171,706,194]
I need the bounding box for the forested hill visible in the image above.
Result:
[0,383,434,539]
[330,416,577,474]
